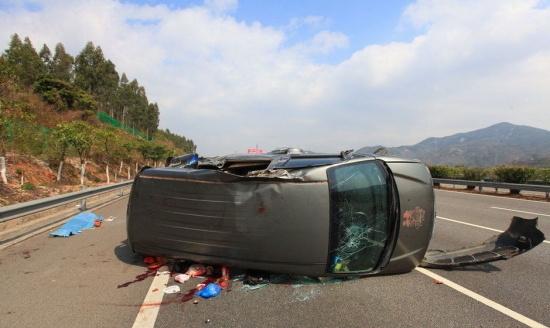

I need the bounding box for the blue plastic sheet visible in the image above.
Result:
[195,283,221,298]
[50,212,103,237]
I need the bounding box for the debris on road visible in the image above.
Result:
[175,274,191,283]
[420,216,545,268]
[195,283,221,298]
[143,256,156,264]
[164,285,180,294]
[186,264,206,277]
[147,261,166,270]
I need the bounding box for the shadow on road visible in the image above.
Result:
[114,239,143,266]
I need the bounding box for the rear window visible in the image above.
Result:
[327,161,391,274]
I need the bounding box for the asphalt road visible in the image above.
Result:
[0,190,548,328]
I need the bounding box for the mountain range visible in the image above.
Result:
[356,122,550,167]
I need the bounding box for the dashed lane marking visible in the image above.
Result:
[490,206,550,218]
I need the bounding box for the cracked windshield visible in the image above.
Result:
[328,161,391,274]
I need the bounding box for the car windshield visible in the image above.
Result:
[327,160,391,274]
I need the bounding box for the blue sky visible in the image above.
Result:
[1,0,549,156]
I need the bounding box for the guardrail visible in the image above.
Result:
[0,180,134,223]
[432,178,550,199]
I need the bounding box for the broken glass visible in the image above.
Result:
[327,161,390,274]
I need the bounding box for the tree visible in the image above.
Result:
[74,42,103,94]
[99,59,120,114]
[0,54,29,184]
[74,42,119,113]
[119,139,137,179]
[95,125,117,183]
[149,143,168,167]
[34,75,75,110]
[64,121,94,185]
[0,99,34,158]
[123,79,148,131]
[39,44,52,69]
[2,34,24,80]
[112,73,130,120]
[137,139,153,163]
[158,128,196,153]
[33,75,96,111]
[0,103,35,183]
[144,102,160,138]
[51,43,74,82]
[51,123,72,181]
[3,34,47,88]
[0,56,18,108]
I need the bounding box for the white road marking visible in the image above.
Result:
[436,216,503,233]
[436,216,549,244]
[132,273,170,328]
[415,267,548,328]
[490,207,550,218]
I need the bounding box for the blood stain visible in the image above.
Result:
[117,269,157,288]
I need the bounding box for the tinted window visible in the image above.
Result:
[327,161,390,274]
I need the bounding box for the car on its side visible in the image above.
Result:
[126,150,544,277]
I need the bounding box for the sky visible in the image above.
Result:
[1,0,549,156]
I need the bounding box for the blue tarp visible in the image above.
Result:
[50,212,103,237]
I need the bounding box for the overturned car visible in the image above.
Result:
[126,150,544,277]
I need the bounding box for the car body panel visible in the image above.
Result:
[128,168,331,275]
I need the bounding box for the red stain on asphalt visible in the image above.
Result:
[117,269,157,288]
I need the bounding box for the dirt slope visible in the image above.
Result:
[0,152,132,206]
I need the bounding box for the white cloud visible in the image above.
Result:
[203,0,238,15]
[1,0,549,156]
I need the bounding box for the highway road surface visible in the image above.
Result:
[0,189,548,328]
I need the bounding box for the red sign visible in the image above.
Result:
[247,149,263,154]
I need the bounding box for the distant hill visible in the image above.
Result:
[357,122,550,167]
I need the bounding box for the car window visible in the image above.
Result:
[327,161,390,274]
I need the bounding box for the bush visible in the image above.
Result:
[456,167,488,190]
[21,182,36,190]
[462,167,488,181]
[536,168,550,184]
[493,166,537,194]
[428,165,453,179]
